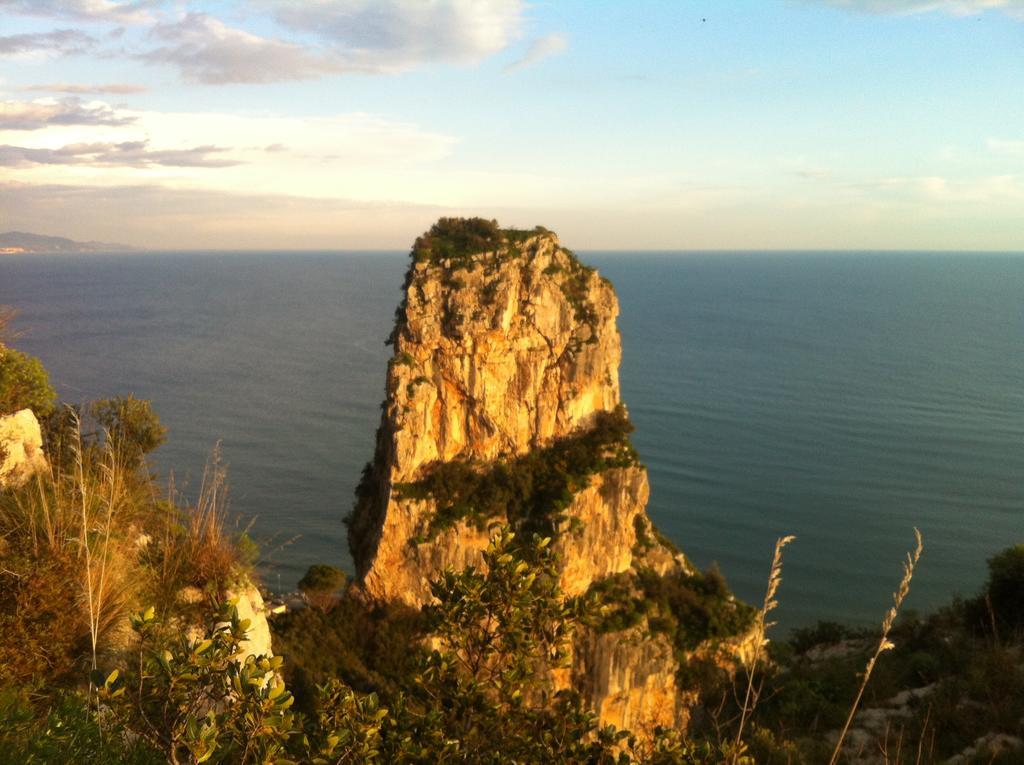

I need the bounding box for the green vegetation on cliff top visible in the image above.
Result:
[410,217,553,267]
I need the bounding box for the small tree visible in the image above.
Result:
[0,347,56,417]
[298,564,347,610]
[92,395,166,466]
[986,544,1024,629]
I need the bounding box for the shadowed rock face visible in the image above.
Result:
[346,220,750,735]
[348,226,674,606]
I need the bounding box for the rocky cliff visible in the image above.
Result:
[347,218,753,733]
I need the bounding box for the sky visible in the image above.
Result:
[1,0,1023,250]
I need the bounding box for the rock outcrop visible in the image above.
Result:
[230,582,275,660]
[0,408,49,490]
[179,579,274,660]
[348,218,753,734]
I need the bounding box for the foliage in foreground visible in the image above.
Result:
[0,400,249,688]
[2,530,750,764]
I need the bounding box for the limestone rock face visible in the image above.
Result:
[573,627,688,735]
[0,408,49,490]
[349,229,653,605]
[347,220,749,736]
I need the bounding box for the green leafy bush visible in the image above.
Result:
[0,346,56,417]
[272,597,425,706]
[588,565,756,653]
[297,564,347,610]
[0,688,160,765]
[101,600,378,765]
[395,406,640,541]
[92,394,167,464]
[789,621,860,655]
[985,543,1024,629]
[410,217,503,266]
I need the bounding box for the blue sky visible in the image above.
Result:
[1,0,1023,249]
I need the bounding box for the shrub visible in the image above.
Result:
[395,406,640,541]
[0,545,87,684]
[0,688,160,765]
[0,424,142,685]
[92,395,166,464]
[789,621,859,655]
[985,543,1024,629]
[588,565,757,651]
[271,597,425,706]
[141,447,245,600]
[298,564,347,610]
[100,601,393,765]
[0,346,56,417]
[410,217,502,266]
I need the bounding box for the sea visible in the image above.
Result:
[2,250,1022,632]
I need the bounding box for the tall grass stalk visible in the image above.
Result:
[74,417,100,673]
[828,528,923,765]
[73,415,134,675]
[731,534,795,764]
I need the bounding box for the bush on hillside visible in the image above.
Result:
[0,347,56,418]
[985,543,1024,629]
[271,597,425,707]
[297,564,347,610]
[91,394,167,467]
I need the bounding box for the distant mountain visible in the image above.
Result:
[0,231,137,254]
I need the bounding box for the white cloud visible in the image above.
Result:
[141,13,341,84]
[851,173,1024,203]
[139,2,527,84]
[271,0,525,69]
[505,33,568,72]
[0,29,97,58]
[0,97,135,130]
[0,102,457,202]
[807,0,1024,18]
[0,0,156,23]
[0,140,238,168]
[2,2,530,85]
[25,82,147,94]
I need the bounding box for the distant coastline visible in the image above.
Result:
[0,231,137,254]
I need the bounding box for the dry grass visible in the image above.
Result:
[0,412,140,681]
[828,527,924,765]
[732,534,795,763]
[0,415,244,685]
[153,444,242,596]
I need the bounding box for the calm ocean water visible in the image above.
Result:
[2,251,1022,630]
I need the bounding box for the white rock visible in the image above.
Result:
[0,408,48,490]
[229,581,274,659]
